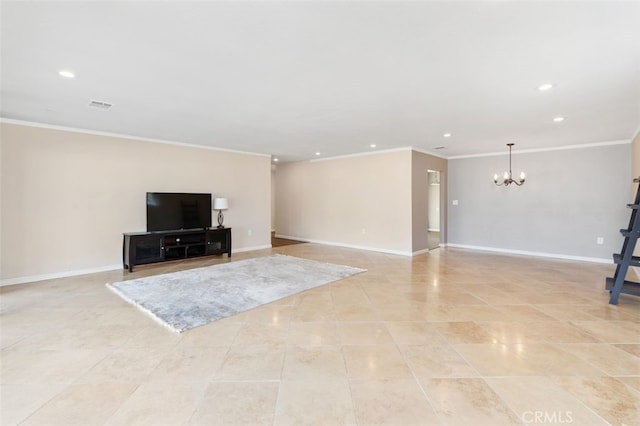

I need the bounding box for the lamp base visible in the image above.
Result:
[217,210,225,228]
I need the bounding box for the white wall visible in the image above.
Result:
[1,122,272,284]
[428,171,440,231]
[447,142,631,261]
[275,150,413,255]
[632,131,640,277]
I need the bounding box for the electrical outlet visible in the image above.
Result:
[596,237,604,245]
[452,200,459,206]
[361,228,366,235]
[248,229,253,237]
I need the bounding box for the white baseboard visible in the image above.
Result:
[233,244,272,253]
[412,248,432,256]
[446,243,611,264]
[3,242,611,286]
[275,235,444,258]
[1,264,122,287]
[274,234,413,257]
[1,244,275,287]
[428,228,440,232]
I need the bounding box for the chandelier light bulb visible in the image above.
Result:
[493,143,525,187]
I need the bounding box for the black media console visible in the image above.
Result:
[123,227,231,272]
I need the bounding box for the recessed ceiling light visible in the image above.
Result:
[273,158,279,162]
[553,116,565,122]
[433,146,445,150]
[315,152,321,156]
[370,144,376,148]
[58,70,75,78]
[538,83,553,91]
[443,133,452,138]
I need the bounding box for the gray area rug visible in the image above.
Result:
[107,254,365,332]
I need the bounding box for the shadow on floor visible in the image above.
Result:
[271,232,307,248]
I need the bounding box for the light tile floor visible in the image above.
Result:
[1,244,639,425]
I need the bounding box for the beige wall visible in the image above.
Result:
[275,150,413,255]
[0,135,3,272]
[632,131,639,186]
[411,151,448,252]
[1,122,272,283]
[632,131,640,277]
[271,165,277,231]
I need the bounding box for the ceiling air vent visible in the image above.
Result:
[88,100,113,110]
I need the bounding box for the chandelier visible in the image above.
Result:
[494,143,525,186]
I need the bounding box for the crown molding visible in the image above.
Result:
[3,117,634,162]
[410,147,449,160]
[0,117,271,158]
[309,146,412,163]
[448,139,631,159]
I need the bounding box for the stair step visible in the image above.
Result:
[606,277,640,297]
[609,177,640,304]
[613,253,640,266]
[620,228,640,237]
[620,229,633,237]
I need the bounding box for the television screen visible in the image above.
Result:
[146,192,212,232]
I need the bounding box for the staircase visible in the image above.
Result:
[605,177,640,305]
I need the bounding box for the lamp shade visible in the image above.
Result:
[213,198,229,210]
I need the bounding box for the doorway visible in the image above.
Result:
[427,170,441,250]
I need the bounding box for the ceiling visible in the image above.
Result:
[2,1,639,162]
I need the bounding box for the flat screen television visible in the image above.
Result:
[146,192,212,232]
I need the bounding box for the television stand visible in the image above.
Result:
[123,227,231,272]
